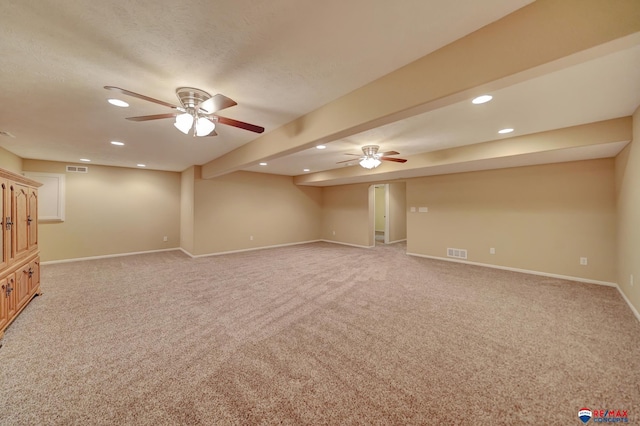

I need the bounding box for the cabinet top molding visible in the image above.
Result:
[0,169,43,187]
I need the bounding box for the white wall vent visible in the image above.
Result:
[66,165,88,173]
[447,248,468,260]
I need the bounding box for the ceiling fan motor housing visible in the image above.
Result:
[362,145,380,158]
[176,87,212,110]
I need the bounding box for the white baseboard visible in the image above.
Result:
[407,251,640,322]
[616,286,640,322]
[41,247,181,265]
[406,252,617,287]
[386,238,407,245]
[321,239,374,249]
[181,240,323,258]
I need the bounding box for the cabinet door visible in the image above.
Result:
[0,181,8,270]
[6,275,16,320]
[27,188,38,251]
[12,184,29,260]
[0,277,8,331]
[29,257,40,296]
[15,265,30,310]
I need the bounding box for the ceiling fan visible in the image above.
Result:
[337,145,407,169]
[104,86,265,137]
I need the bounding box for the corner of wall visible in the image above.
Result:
[0,146,23,174]
[615,108,640,317]
[180,166,196,253]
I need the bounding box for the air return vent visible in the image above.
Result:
[447,248,467,260]
[66,165,88,173]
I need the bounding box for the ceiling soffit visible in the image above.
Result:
[201,0,640,180]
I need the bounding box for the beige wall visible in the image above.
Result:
[388,182,407,243]
[322,181,406,247]
[193,171,322,255]
[321,183,372,247]
[180,166,196,254]
[0,146,23,174]
[615,107,640,314]
[406,159,617,283]
[23,160,180,262]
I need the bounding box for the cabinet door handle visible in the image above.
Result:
[5,217,12,230]
[27,215,32,225]
[28,268,33,278]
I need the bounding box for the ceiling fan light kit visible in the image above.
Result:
[360,157,382,169]
[337,144,407,169]
[174,112,194,134]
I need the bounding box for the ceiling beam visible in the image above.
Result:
[293,117,633,186]
[201,0,640,180]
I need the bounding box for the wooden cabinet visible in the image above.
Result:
[11,184,37,260]
[29,257,40,296]
[0,169,41,345]
[0,180,9,271]
[0,277,9,332]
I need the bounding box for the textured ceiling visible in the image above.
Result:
[0,0,638,185]
[0,0,532,171]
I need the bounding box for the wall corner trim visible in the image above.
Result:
[179,247,196,258]
[616,285,640,323]
[320,240,375,249]
[386,239,407,245]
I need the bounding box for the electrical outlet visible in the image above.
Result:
[580,257,588,266]
[631,274,634,287]
[489,248,496,255]
[250,235,253,241]
[163,236,168,242]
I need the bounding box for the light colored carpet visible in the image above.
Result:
[1,242,639,425]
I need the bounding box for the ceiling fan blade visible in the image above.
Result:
[337,158,360,164]
[199,94,237,114]
[379,150,400,156]
[380,157,407,163]
[344,153,362,156]
[216,116,265,133]
[126,113,179,122]
[104,86,179,109]
[203,130,218,137]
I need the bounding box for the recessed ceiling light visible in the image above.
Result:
[80,158,91,162]
[110,141,125,146]
[316,145,326,150]
[303,168,310,172]
[498,128,514,134]
[472,95,492,104]
[137,164,146,167]
[259,162,267,166]
[108,98,129,108]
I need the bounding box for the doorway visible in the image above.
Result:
[370,182,407,245]
[374,184,388,244]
